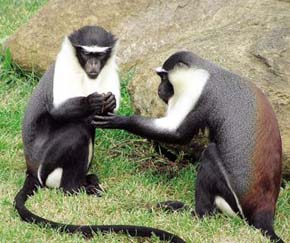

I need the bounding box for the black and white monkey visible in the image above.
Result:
[15,26,185,243]
[93,51,284,242]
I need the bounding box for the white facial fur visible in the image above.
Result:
[45,167,63,188]
[154,67,209,131]
[53,37,120,110]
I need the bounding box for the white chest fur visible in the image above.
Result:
[53,37,120,110]
[154,68,209,131]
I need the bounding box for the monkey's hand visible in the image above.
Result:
[91,112,127,129]
[87,92,116,115]
[87,92,105,114]
[102,92,116,114]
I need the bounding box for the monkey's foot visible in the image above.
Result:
[156,200,189,213]
[85,184,104,196]
[85,174,105,196]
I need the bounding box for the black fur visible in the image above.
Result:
[69,26,116,48]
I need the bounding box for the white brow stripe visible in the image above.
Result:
[155,67,167,73]
[80,45,109,53]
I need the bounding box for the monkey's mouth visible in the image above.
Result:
[87,72,99,79]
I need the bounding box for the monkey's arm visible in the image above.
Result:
[92,112,201,144]
[49,92,116,122]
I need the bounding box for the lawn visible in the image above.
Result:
[0,1,289,243]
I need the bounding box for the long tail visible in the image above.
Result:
[14,174,186,243]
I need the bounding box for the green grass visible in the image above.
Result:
[0,1,290,243]
[0,0,48,41]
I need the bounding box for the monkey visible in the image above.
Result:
[14,26,185,243]
[92,51,284,242]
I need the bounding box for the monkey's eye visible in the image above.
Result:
[176,62,189,69]
[97,52,106,58]
[82,50,91,55]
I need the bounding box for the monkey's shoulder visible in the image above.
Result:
[23,64,55,124]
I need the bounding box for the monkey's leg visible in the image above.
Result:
[194,158,217,217]
[195,144,239,217]
[248,211,284,243]
[39,124,102,196]
[59,132,103,196]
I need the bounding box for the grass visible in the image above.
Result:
[0,1,290,243]
[0,0,48,41]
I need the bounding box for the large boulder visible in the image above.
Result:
[5,0,290,178]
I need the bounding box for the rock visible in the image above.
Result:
[127,0,290,178]
[4,0,290,178]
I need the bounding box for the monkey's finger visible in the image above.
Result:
[107,112,116,116]
[89,95,105,103]
[94,113,118,119]
[104,94,116,103]
[105,91,112,96]
[87,92,103,100]
[104,92,113,99]
[85,185,104,196]
[91,121,110,127]
[104,95,116,105]
[93,115,110,120]
[103,100,116,112]
[97,183,105,192]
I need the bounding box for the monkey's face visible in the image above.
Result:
[155,57,191,104]
[69,26,116,80]
[75,47,112,79]
[156,71,174,104]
